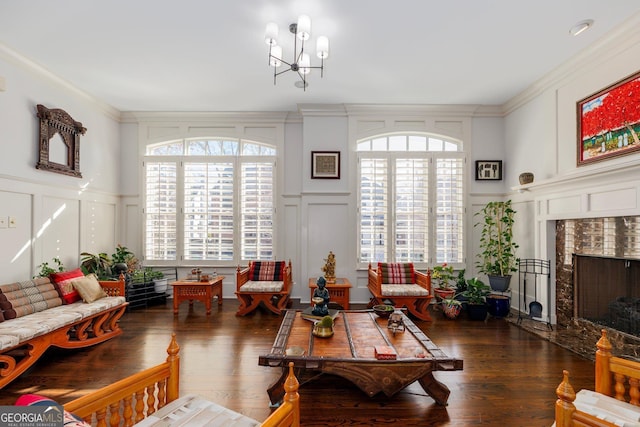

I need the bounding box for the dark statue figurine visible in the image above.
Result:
[312,276,330,316]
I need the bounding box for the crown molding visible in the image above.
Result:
[120,110,290,124]
[503,11,640,115]
[0,42,121,121]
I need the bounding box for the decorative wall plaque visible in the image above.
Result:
[36,104,86,177]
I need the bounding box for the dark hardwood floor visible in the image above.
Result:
[0,299,595,426]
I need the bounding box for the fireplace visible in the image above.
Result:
[573,254,640,336]
[553,219,640,358]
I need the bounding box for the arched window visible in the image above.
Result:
[144,138,276,265]
[357,133,465,269]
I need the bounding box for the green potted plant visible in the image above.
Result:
[111,244,138,275]
[474,200,519,292]
[462,277,491,321]
[432,263,456,301]
[441,294,462,319]
[150,269,168,293]
[80,252,113,279]
[35,257,65,278]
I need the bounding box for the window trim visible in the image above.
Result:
[356,133,466,270]
[142,138,277,267]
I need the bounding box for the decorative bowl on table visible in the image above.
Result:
[373,304,395,318]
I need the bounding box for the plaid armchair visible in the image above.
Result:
[367,262,432,321]
[235,260,293,316]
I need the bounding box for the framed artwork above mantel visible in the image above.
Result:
[577,70,640,166]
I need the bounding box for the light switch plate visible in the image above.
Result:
[8,216,16,228]
[0,217,6,228]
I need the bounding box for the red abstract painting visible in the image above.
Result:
[577,71,640,166]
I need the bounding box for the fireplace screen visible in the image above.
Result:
[574,254,640,336]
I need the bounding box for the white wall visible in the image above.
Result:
[0,47,121,281]
[503,13,640,324]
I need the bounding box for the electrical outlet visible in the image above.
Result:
[0,217,6,228]
[8,216,16,228]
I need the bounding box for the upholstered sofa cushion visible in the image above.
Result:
[378,262,416,284]
[0,278,62,319]
[239,281,284,293]
[0,295,126,351]
[70,274,108,303]
[381,284,429,297]
[249,261,285,282]
[50,268,84,304]
[571,389,640,426]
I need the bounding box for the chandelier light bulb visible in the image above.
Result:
[296,15,311,41]
[299,53,311,74]
[265,22,279,45]
[316,36,329,59]
[270,45,282,67]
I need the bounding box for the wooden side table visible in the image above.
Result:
[171,276,224,315]
[308,277,352,310]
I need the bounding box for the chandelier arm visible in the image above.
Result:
[270,55,293,68]
[296,70,307,92]
[275,68,293,78]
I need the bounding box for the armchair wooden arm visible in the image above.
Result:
[99,273,126,297]
[555,330,640,427]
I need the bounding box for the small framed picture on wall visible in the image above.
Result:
[311,151,340,179]
[475,160,502,181]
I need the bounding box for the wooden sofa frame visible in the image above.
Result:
[555,329,640,427]
[0,276,127,389]
[64,334,300,427]
[236,260,293,316]
[367,263,433,321]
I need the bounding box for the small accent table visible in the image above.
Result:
[308,277,352,310]
[171,276,224,315]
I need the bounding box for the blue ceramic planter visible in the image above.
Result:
[486,294,511,318]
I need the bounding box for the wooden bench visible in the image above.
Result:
[367,262,433,321]
[555,329,640,427]
[0,275,127,389]
[63,334,300,427]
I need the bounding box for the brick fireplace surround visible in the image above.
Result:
[517,220,640,360]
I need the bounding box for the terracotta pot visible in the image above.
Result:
[434,288,455,301]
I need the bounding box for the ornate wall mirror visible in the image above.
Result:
[36,104,86,177]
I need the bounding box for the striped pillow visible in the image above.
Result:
[0,278,63,319]
[378,262,415,284]
[249,261,285,281]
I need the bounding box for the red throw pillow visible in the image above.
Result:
[50,268,84,304]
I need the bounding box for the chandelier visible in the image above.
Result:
[264,15,329,90]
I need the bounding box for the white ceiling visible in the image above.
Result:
[2,1,640,113]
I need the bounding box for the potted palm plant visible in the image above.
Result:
[474,200,519,292]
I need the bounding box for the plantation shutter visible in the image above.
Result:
[144,161,178,260]
[183,162,234,261]
[241,161,275,260]
[359,158,388,263]
[395,158,429,263]
[435,157,464,263]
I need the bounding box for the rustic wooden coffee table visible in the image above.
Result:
[259,309,463,405]
[171,276,224,315]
